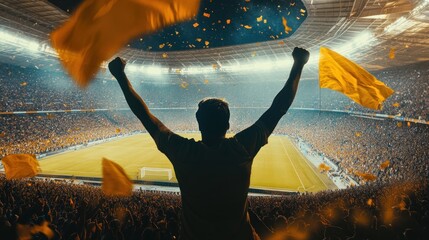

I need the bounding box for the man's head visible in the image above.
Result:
[196,98,230,137]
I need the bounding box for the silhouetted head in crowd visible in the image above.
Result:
[196,98,230,142]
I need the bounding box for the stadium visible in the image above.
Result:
[0,0,428,239]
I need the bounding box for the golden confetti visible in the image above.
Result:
[20,82,28,86]
[389,48,395,59]
[205,41,210,46]
[251,51,257,57]
[355,131,362,137]
[226,19,231,24]
[243,7,248,12]
[115,128,121,133]
[407,122,411,127]
[193,22,199,28]
[380,160,390,170]
[263,19,267,24]
[204,79,209,84]
[180,81,189,89]
[278,41,285,45]
[162,53,168,58]
[196,38,202,42]
[212,64,218,70]
[300,9,306,13]
[159,43,165,49]
[203,12,210,18]
[367,198,374,206]
[244,25,252,29]
[282,17,292,33]
[256,16,263,22]
[392,102,400,107]
[397,122,403,127]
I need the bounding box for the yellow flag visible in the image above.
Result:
[355,171,377,181]
[102,158,132,197]
[1,154,40,180]
[51,0,200,87]
[319,47,394,110]
[31,221,54,239]
[380,160,390,170]
[318,163,331,172]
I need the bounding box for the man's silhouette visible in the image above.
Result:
[109,47,310,240]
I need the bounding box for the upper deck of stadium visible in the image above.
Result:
[0,0,428,81]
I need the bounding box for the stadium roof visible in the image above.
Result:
[0,0,428,79]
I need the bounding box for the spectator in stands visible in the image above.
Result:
[108,47,310,240]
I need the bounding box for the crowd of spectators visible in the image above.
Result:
[0,176,427,239]
[1,61,428,239]
[1,109,428,185]
[1,61,428,119]
[0,112,142,158]
[276,111,429,184]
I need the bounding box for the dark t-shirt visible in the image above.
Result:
[156,121,269,240]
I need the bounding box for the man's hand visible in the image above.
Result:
[108,57,126,78]
[292,47,310,65]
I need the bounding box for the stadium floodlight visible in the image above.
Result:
[384,0,428,36]
[334,31,376,55]
[220,57,295,73]
[0,30,40,52]
[127,64,139,72]
[383,17,415,36]
[126,63,167,76]
[183,66,216,74]
[141,65,167,75]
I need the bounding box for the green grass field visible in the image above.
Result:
[39,133,336,192]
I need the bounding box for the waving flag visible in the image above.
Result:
[1,154,40,180]
[319,47,394,110]
[51,0,200,87]
[102,158,133,197]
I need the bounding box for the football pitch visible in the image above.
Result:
[39,133,336,192]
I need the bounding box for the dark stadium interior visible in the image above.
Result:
[1,0,429,239]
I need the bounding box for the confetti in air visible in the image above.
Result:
[282,16,292,33]
[389,48,395,59]
[136,0,307,51]
[380,160,390,170]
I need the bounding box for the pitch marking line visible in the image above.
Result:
[280,138,306,191]
[288,139,330,189]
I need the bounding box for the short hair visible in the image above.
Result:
[196,98,230,135]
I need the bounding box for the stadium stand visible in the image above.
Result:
[0,176,427,239]
[1,61,428,119]
[0,59,428,240]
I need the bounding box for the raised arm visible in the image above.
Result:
[108,57,171,140]
[258,47,309,134]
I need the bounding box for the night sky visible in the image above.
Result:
[48,0,307,52]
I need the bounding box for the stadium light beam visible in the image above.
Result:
[0,30,40,53]
[334,31,376,55]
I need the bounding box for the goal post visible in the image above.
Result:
[140,167,173,180]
